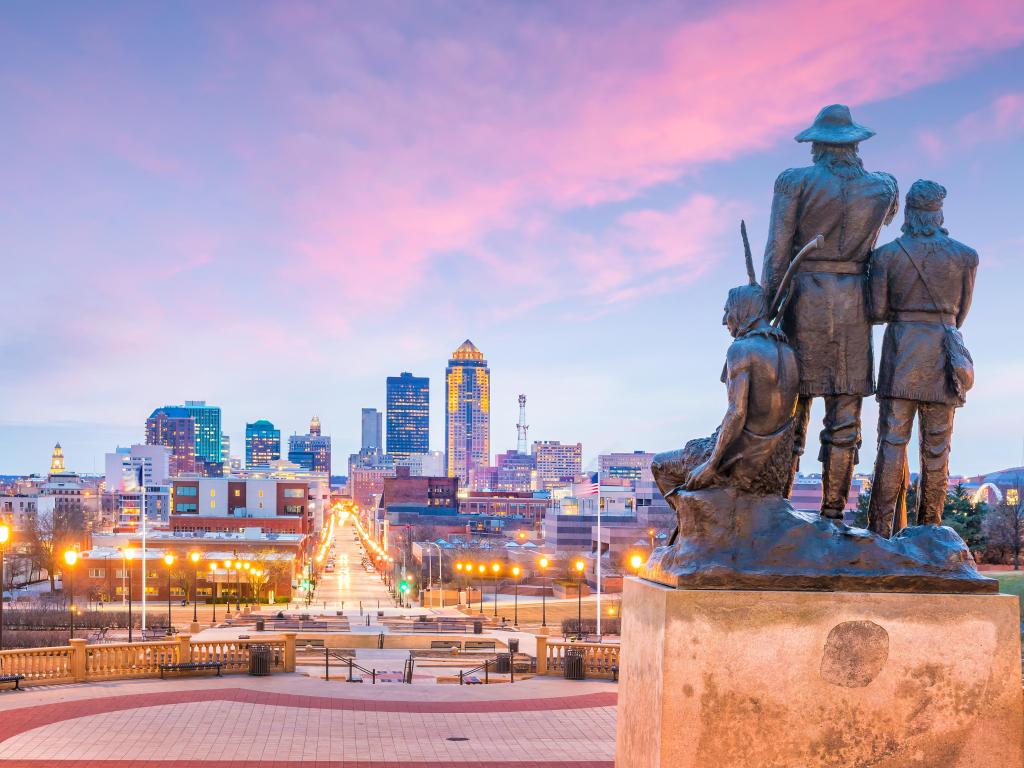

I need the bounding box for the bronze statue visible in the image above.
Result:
[652,224,802,498]
[762,104,899,520]
[866,181,978,538]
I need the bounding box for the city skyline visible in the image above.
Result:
[2,3,1024,476]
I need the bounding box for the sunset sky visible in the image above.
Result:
[2,1,1023,476]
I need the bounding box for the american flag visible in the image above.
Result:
[578,482,599,496]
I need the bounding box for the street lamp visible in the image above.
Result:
[573,559,586,637]
[234,562,242,612]
[189,552,200,623]
[629,553,644,573]
[124,549,135,642]
[648,528,656,550]
[511,566,521,627]
[491,562,501,618]
[476,563,485,614]
[0,523,10,651]
[208,562,218,623]
[163,553,175,636]
[63,549,78,640]
[538,557,550,627]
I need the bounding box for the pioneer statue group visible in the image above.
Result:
[653,104,978,544]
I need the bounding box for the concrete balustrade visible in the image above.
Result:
[0,632,298,687]
[536,636,620,679]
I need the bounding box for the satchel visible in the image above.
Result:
[897,240,974,403]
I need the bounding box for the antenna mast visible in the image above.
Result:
[516,394,529,454]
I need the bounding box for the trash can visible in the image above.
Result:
[473,621,483,634]
[494,653,512,674]
[255,619,265,632]
[563,647,586,680]
[507,638,520,654]
[249,644,272,676]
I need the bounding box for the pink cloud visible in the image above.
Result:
[245,0,1024,316]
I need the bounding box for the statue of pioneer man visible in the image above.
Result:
[762,104,899,520]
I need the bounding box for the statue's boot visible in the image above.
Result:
[820,445,856,521]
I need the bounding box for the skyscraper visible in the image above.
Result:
[245,419,281,468]
[445,339,490,483]
[533,440,583,486]
[386,372,429,460]
[146,406,197,476]
[288,416,332,475]
[361,408,382,452]
[185,400,223,476]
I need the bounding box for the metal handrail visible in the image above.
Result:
[324,649,376,684]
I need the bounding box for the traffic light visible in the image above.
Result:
[398,580,410,594]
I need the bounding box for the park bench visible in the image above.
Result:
[464,640,496,652]
[0,673,25,691]
[430,640,461,650]
[159,661,223,679]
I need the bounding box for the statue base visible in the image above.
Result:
[642,488,997,593]
[615,578,1022,768]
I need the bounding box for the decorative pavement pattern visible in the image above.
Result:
[0,677,616,767]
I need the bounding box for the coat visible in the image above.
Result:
[869,234,978,405]
[762,161,898,396]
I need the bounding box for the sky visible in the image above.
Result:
[1,0,1023,478]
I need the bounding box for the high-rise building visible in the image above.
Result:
[598,451,654,483]
[361,408,382,452]
[146,406,197,476]
[185,400,223,476]
[386,372,429,460]
[221,434,231,466]
[533,440,583,487]
[245,419,281,468]
[445,339,490,483]
[288,416,332,475]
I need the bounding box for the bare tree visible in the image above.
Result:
[25,513,77,591]
[982,499,1024,570]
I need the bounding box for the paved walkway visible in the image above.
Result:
[0,671,616,766]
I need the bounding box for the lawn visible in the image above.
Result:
[993,570,1024,611]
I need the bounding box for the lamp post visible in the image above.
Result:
[243,561,252,609]
[491,562,501,618]
[0,523,10,651]
[208,563,218,623]
[124,549,135,642]
[189,552,200,623]
[648,528,656,550]
[454,561,464,606]
[234,562,242,612]
[476,564,485,614]
[163,553,175,636]
[629,553,644,574]
[538,557,549,627]
[573,559,585,637]
[63,550,78,641]
[510,565,521,627]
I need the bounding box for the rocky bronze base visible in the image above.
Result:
[641,487,997,593]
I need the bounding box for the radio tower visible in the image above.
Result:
[516,394,529,454]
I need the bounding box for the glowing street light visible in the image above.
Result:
[63,550,79,640]
[537,556,550,627]
[629,553,644,572]
[573,559,586,636]
[163,553,176,636]
[510,565,522,626]
[208,562,218,623]
[0,523,9,651]
[189,552,200,623]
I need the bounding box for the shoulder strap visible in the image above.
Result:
[896,238,942,309]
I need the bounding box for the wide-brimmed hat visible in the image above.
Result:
[794,104,875,144]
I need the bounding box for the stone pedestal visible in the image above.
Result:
[616,578,1022,768]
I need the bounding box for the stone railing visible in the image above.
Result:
[535,636,620,679]
[0,632,296,686]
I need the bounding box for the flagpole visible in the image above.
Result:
[596,474,601,637]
